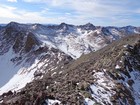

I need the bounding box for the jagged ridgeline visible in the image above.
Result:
[1,35,140,105]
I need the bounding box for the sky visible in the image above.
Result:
[0,0,140,26]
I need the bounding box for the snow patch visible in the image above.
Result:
[84,98,95,105]
[115,65,121,69]
[90,71,116,105]
[45,99,61,105]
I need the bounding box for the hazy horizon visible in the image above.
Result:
[0,21,140,27]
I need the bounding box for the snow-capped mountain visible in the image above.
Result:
[2,22,140,59]
[30,22,140,58]
[0,22,140,105]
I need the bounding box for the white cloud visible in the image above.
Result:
[0,5,43,23]
[22,0,47,3]
[0,5,19,18]
[7,0,17,2]
[0,4,66,24]
[22,0,131,18]
[65,13,71,15]
[0,0,140,26]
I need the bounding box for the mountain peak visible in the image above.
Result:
[85,22,94,26]
[7,22,19,27]
[79,22,96,30]
[60,22,67,26]
[59,22,74,27]
[6,22,28,32]
[6,22,22,30]
[58,22,70,30]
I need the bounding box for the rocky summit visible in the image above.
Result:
[0,22,140,105]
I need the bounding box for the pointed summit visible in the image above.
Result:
[58,22,69,30]
[6,22,19,27]
[79,23,96,30]
[60,22,67,26]
[85,22,94,27]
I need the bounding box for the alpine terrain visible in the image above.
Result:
[0,22,140,105]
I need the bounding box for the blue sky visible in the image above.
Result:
[0,0,140,26]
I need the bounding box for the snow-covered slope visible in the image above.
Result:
[0,47,21,87]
